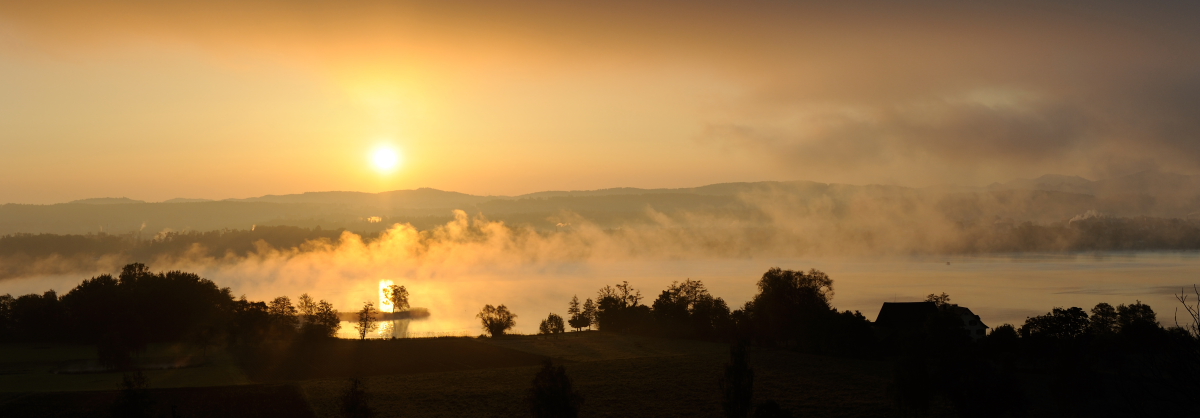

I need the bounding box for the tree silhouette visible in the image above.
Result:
[383,284,409,314]
[477,304,517,337]
[268,296,300,336]
[581,298,597,330]
[302,299,341,339]
[925,292,951,307]
[1176,285,1200,338]
[0,294,14,341]
[539,313,565,335]
[1116,301,1157,335]
[1019,307,1089,340]
[527,360,583,418]
[595,282,651,333]
[298,294,317,323]
[745,268,835,348]
[1089,302,1118,335]
[355,302,379,340]
[567,296,587,331]
[340,377,373,418]
[719,344,754,418]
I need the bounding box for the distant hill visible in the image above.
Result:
[67,197,146,205]
[226,188,495,209]
[161,198,214,203]
[4,172,1199,235]
[989,174,1096,195]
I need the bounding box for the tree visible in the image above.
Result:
[567,296,583,331]
[595,282,652,333]
[925,292,951,308]
[527,360,583,418]
[1089,302,1118,335]
[477,304,517,337]
[355,302,379,340]
[539,313,565,335]
[297,293,317,323]
[1116,301,1158,334]
[1019,307,1089,340]
[340,377,373,418]
[745,268,835,347]
[581,298,597,330]
[383,285,409,314]
[652,279,731,338]
[268,296,300,332]
[719,344,754,418]
[303,299,341,339]
[598,281,642,307]
[1177,285,1200,338]
[0,294,14,341]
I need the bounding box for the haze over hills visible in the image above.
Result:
[3,171,1199,236]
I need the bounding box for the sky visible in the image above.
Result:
[2,1,1200,204]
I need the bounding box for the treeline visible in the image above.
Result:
[0,226,365,259]
[516,269,875,357]
[517,269,1200,416]
[0,263,345,369]
[952,216,1200,252]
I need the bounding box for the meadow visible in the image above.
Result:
[0,332,963,418]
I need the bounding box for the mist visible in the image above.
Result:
[5,179,1199,333]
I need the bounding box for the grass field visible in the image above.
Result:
[300,332,956,418]
[2,384,315,418]
[0,343,249,393]
[237,337,551,381]
[0,333,965,417]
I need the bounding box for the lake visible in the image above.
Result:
[6,251,1199,337]
[333,251,1200,337]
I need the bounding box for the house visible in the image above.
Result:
[955,306,989,341]
[874,301,990,341]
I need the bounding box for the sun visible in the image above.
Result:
[370,146,401,173]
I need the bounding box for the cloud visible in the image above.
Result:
[4,0,1200,192]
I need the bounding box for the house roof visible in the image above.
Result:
[874,302,938,327]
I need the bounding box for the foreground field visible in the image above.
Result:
[0,333,961,417]
[302,332,939,418]
[2,384,315,418]
[0,343,249,393]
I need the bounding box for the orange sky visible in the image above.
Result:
[3,1,1200,203]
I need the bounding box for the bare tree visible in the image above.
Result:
[355,302,379,340]
[1176,285,1200,338]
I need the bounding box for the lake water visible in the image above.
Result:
[333,251,1200,337]
[6,251,1200,338]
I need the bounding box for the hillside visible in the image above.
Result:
[2,172,1199,236]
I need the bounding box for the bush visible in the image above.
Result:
[527,360,583,418]
[477,304,517,337]
[340,377,373,418]
[539,313,565,335]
